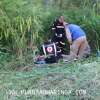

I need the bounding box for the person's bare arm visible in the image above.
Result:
[63,22,72,45]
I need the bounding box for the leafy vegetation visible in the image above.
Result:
[0,0,100,57]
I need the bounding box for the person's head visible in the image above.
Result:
[54,16,64,27]
[58,16,64,24]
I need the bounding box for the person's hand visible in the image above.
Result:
[70,44,72,50]
[63,22,66,26]
[69,40,72,45]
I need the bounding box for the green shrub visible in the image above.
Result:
[0,0,100,57]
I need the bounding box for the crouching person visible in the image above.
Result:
[58,16,91,61]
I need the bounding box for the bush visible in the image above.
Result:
[0,0,100,57]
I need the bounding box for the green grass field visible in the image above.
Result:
[0,56,100,100]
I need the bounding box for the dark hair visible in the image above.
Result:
[54,18,63,28]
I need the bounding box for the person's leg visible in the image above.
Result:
[63,36,88,61]
[69,38,83,60]
[78,40,90,58]
[63,37,84,61]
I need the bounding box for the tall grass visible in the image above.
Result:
[0,0,100,58]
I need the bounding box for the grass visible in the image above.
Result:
[0,56,100,100]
